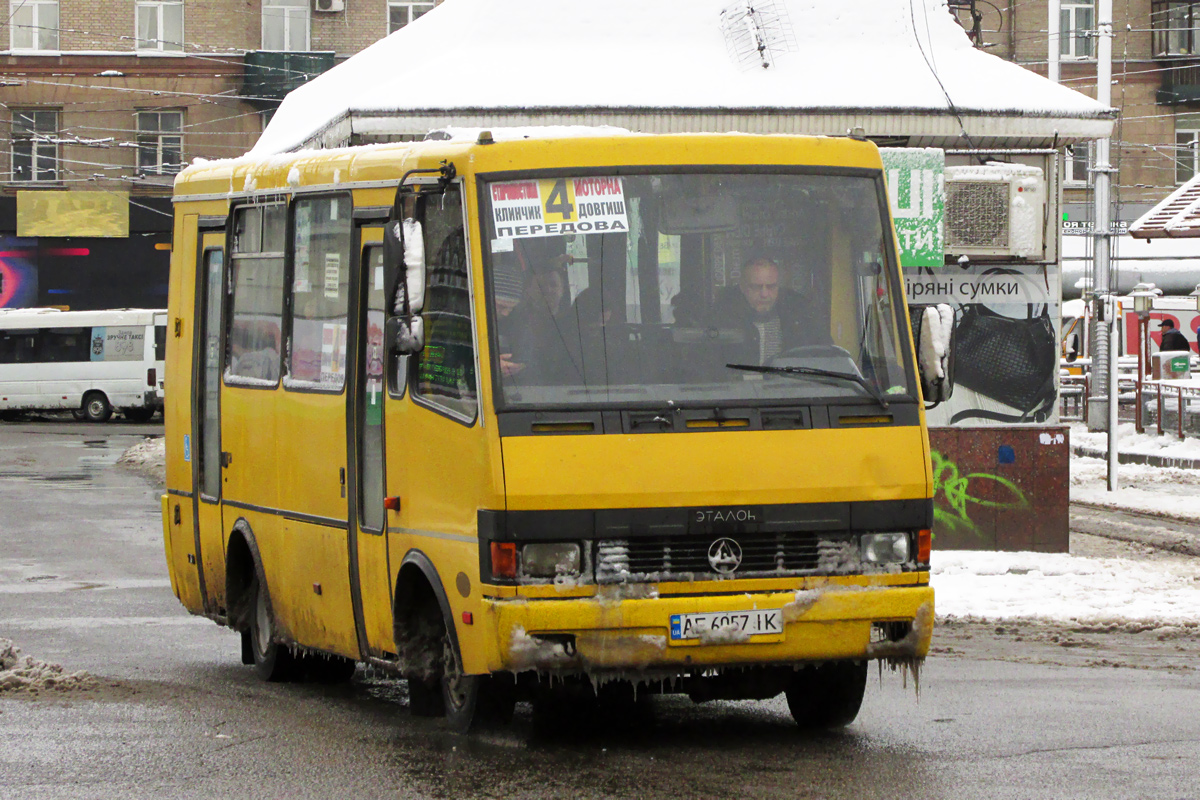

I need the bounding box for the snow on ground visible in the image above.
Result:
[932,550,1200,628]
[0,638,96,694]
[1070,423,1200,520]
[117,436,165,479]
[1072,421,1200,461]
[965,421,1200,627]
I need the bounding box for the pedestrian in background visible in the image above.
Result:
[1158,319,1192,352]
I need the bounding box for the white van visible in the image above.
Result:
[0,308,167,422]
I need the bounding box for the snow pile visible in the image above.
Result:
[117,436,166,480]
[0,639,96,694]
[932,551,1200,626]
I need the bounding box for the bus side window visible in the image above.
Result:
[37,328,90,363]
[226,203,285,385]
[0,331,37,363]
[412,185,477,423]
[286,194,352,391]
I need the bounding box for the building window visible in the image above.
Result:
[9,0,59,51]
[1153,2,1200,56]
[1065,142,1093,186]
[1060,2,1095,60]
[137,111,183,175]
[263,0,310,51]
[136,1,184,52]
[11,109,59,183]
[1177,127,1200,183]
[388,1,435,34]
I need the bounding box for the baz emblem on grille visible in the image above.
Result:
[707,538,743,574]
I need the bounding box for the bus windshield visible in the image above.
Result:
[482,171,913,409]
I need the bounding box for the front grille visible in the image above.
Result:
[595,532,854,583]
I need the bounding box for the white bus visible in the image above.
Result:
[0,308,166,422]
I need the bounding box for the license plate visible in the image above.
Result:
[669,609,783,644]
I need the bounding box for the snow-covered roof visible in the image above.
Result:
[253,0,1116,155]
[1130,176,1200,239]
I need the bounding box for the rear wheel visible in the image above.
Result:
[247,574,296,682]
[82,392,112,423]
[785,661,868,729]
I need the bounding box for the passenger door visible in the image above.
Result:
[349,228,394,658]
[193,229,227,612]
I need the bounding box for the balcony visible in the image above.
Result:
[1158,61,1200,104]
[242,51,336,106]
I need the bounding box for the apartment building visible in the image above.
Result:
[0,0,439,310]
[960,1,1194,222]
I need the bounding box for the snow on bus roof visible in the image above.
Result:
[252,0,1115,155]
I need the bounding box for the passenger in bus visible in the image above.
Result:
[498,267,575,384]
[492,259,525,377]
[228,322,280,382]
[714,257,811,365]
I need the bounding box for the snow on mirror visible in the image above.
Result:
[483,171,916,410]
[387,216,426,355]
[917,303,955,404]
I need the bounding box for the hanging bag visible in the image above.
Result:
[948,269,1058,424]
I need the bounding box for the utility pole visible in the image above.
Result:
[1093,0,1119,489]
[1048,0,1060,82]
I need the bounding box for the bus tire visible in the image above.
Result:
[82,392,112,423]
[248,573,296,682]
[784,660,868,729]
[441,641,516,733]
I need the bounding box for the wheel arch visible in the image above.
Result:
[393,549,460,667]
[225,518,268,633]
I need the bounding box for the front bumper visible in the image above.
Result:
[482,583,934,675]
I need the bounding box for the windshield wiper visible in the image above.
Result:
[726,363,889,409]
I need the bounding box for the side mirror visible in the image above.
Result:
[384,216,426,315]
[384,207,426,354]
[386,315,424,355]
[917,303,955,405]
[1065,332,1080,362]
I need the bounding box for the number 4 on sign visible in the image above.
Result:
[543,178,576,223]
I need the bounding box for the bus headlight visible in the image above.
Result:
[860,532,910,565]
[520,542,581,579]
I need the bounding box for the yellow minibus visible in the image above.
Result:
[162,131,947,732]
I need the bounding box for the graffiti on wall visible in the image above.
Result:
[930,450,1031,535]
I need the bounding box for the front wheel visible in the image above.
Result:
[442,641,516,733]
[785,661,868,729]
[247,574,296,682]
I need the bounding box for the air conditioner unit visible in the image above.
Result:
[944,164,1045,259]
[314,0,344,12]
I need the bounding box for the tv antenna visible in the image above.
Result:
[719,1,798,70]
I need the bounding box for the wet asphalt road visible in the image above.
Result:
[1,421,1199,800]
